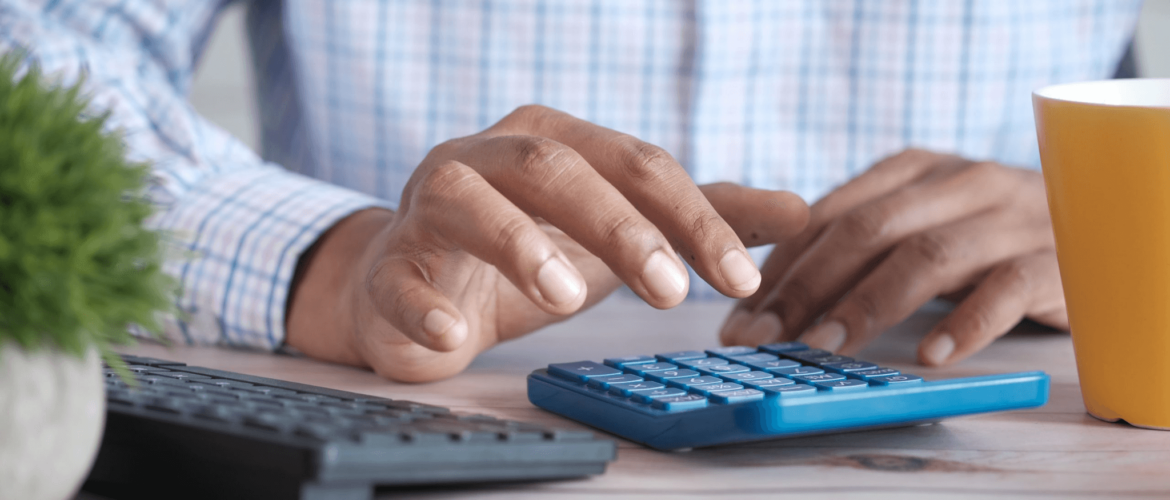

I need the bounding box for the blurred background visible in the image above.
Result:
[190,0,1170,154]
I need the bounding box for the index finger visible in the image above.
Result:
[498,105,764,297]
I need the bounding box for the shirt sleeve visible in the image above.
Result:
[0,0,390,349]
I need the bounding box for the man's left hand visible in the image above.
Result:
[719,149,1068,366]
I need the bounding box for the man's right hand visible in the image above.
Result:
[286,105,809,382]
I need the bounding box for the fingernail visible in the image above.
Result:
[799,321,846,352]
[719,250,761,292]
[536,256,584,306]
[641,250,688,300]
[923,332,955,365]
[741,312,783,346]
[719,309,753,343]
[423,309,457,338]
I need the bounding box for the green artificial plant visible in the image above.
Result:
[0,53,172,366]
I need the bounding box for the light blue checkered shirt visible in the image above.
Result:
[0,0,1141,349]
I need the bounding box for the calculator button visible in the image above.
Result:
[793,373,846,383]
[548,361,622,382]
[689,383,744,396]
[696,364,750,376]
[759,384,817,397]
[652,394,709,411]
[706,346,760,359]
[743,377,795,389]
[625,363,678,376]
[603,355,657,369]
[822,361,879,373]
[721,371,775,383]
[783,349,833,361]
[870,374,924,385]
[631,387,688,403]
[813,379,869,391]
[774,366,825,378]
[655,350,708,363]
[677,357,729,369]
[758,342,810,354]
[667,376,724,389]
[728,353,779,364]
[851,368,901,380]
[709,389,765,404]
[745,358,802,372]
[806,355,854,365]
[586,374,643,390]
[643,369,701,383]
[608,381,666,396]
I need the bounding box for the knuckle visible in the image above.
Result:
[504,104,558,130]
[960,303,997,336]
[508,104,550,121]
[903,231,955,269]
[685,210,725,245]
[415,161,476,207]
[965,160,1005,180]
[514,137,571,177]
[875,148,930,171]
[619,137,678,181]
[490,215,539,255]
[847,291,884,322]
[600,213,646,247]
[997,259,1034,294]
[773,276,815,319]
[834,209,891,247]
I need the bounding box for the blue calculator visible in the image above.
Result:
[527,342,1049,450]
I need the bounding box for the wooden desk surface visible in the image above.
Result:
[120,297,1170,499]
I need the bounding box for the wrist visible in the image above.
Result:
[286,208,396,365]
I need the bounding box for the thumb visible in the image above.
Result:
[700,182,810,247]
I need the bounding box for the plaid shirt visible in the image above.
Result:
[0,0,1141,349]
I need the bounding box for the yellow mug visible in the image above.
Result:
[1034,79,1170,430]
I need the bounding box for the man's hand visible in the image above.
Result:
[286,105,809,382]
[720,149,1067,366]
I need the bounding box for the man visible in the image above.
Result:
[0,0,1142,381]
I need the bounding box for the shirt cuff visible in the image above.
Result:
[155,164,391,349]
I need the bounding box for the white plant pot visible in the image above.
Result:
[0,343,105,500]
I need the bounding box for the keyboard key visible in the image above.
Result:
[758,342,810,354]
[654,350,708,363]
[651,394,709,411]
[721,371,775,383]
[793,373,847,384]
[643,369,700,383]
[783,349,833,361]
[602,355,657,369]
[728,353,779,364]
[870,374,924,385]
[676,357,729,369]
[695,364,750,376]
[806,355,854,365]
[706,346,760,358]
[745,358,802,372]
[667,376,724,389]
[548,361,622,382]
[822,361,879,373]
[689,383,744,396]
[631,387,688,403]
[759,384,818,397]
[709,389,765,404]
[813,379,869,391]
[774,366,825,377]
[625,363,678,376]
[586,374,643,390]
[743,377,795,389]
[608,381,666,397]
[851,368,901,380]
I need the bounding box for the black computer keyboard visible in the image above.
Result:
[84,355,616,500]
